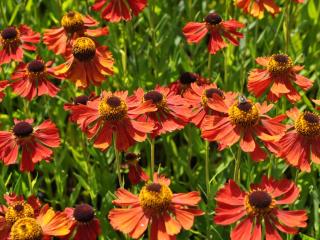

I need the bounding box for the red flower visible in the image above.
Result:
[63,204,101,240]
[248,54,313,103]
[0,119,60,171]
[183,13,244,55]
[201,96,286,161]
[0,25,40,65]
[276,107,320,172]
[235,0,280,19]
[67,90,155,151]
[52,37,114,88]
[10,57,59,100]
[0,193,41,239]
[92,0,147,22]
[123,152,149,185]
[214,176,307,239]
[133,86,191,137]
[169,72,210,95]
[184,82,236,128]
[0,80,9,102]
[44,11,108,56]
[108,173,204,239]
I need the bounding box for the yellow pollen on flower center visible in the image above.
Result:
[10,217,42,240]
[0,27,21,48]
[267,54,293,73]
[61,11,84,33]
[295,112,320,137]
[245,190,275,216]
[98,96,128,121]
[139,183,173,212]
[72,37,96,61]
[27,60,46,81]
[5,202,34,225]
[228,98,259,127]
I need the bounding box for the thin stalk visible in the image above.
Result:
[27,173,33,193]
[207,53,212,78]
[204,140,210,240]
[234,146,242,183]
[113,135,122,187]
[150,138,155,180]
[284,1,291,53]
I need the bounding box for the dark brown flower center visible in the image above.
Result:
[179,72,197,84]
[74,95,89,105]
[146,183,162,193]
[125,152,139,161]
[107,96,121,108]
[273,54,289,64]
[304,112,319,124]
[205,88,224,98]
[205,13,222,25]
[13,122,33,138]
[1,27,18,40]
[73,204,94,223]
[144,91,163,104]
[249,191,272,209]
[27,60,45,73]
[14,204,24,212]
[237,102,253,112]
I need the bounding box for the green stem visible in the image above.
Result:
[27,173,33,193]
[207,54,212,78]
[234,146,242,183]
[205,141,210,195]
[150,138,155,180]
[113,135,123,187]
[284,1,291,53]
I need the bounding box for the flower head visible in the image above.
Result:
[214,176,307,239]
[109,173,203,239]
[53,37,114,88]
[133,86,191,137]
[92,0,147,22]
[0,25,40,65]
[0,119,60,171]
[183,12,244,55]
[63,204,101,240]
[10,57,59,100]
[248,54,313,103]
[201,96,286,161]
[44,11,108,56]
[235,0,280,19]
[169,72,209,95]
[67,90,155,151]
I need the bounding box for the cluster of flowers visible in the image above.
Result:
[0,0,314,239]
[0,193,100,239]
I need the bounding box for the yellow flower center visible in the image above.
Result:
[10,217,42,240]
[5,202,34,225]
[27,60,46,81]
[267,54,293,73]
[228,98,259,127]
[0,26,21,48]
[72,37,96,61]
[144,91,167,110]
[139,183,173,212]
[98,96,128,121]
[295,112,320,137]
[201,88,224,106]
[245,190,275,216]
[61,11,84,33]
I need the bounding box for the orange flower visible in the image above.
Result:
[0,80,9,102]
[214,176,307,239]
[10,57,59,100]
[0,193,41,240]
[63,204,101,240]
[184,82,236,128]
[123,152,149,185]
[276,107,320,172]
[201,96,286,161]
[92,0,147,22]
[183,12,244,55]
[133,86,191,137]
[248,54,313,103]
[52,37,114,88]
[108,173,203,239]
[9,204,71,240]
[0,25,40,65]
[67,90,155,151]
[235,0,280,19]
[0,119,61,171]
[43,11,108,56]
[169,72,210,95]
